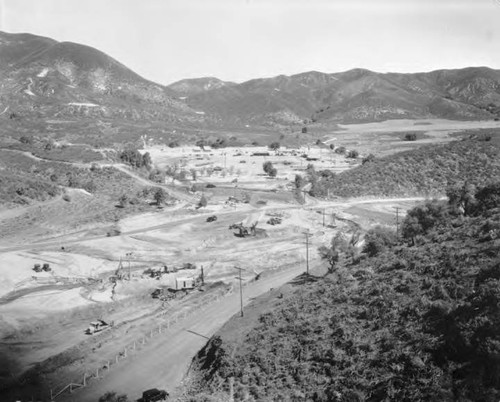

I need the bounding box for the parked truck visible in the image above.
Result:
[85,319,112,335]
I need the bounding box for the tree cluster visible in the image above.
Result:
[119,148,152,169]
[262,161,277,177]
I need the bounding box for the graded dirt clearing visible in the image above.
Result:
[0,134,435,401]
[323,118,500,156]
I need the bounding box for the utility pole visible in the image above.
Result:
[322,208,326,227]
[303,231,312,275]
[394,207,401,238]
[234,266,244,317]
[126,252,132,280]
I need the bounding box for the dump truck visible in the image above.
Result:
[85,319,112,335]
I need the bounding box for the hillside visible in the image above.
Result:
[305,134,500,198]
[168,67,500,127]
[0,31,204,125]
[180,185,500,401]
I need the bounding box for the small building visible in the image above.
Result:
[175,276,196,290]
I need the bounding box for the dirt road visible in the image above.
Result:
[0,197,431,254]
[63,262,317,402]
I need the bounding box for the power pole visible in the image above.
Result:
[234,266,244,317]
[394,207,401,238]
[303,231,312,275]
[322,208,326,227]
[126,252,132,280]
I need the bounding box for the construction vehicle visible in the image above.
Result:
[144,265,169,279]
[137,388,169,402]
[85,319,113,335]
[33,263,51,272]
[229,222,258,237]
[267,217,282,225]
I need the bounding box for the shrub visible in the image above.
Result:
[363,226,398,257]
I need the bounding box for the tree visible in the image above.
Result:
[318,245,339,273]
[98,391,128,402]
[362,154,375,165]
[153,188,167,205]
[118,194,129,208]
[402,200,448,244]
[475,182,500,213]
[263,161,277,177]
[19,136,34,145]
[405,133,417,141]
[446,182,476,215]
[318,233,348,273]
[199,194,208,208]
[363,226,398,257]
[295,174,304,189]
[269,142,280,151]
[301,127,308,134]
[190,168,197,181]
[142,152,153,170]
[347,150,359,159]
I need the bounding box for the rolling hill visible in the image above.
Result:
[168,67,500,126]
[0,31,203,123]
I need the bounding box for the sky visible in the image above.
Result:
[1,0,499,85]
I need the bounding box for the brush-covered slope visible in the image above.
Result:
[321,135,500,198]
[169,68,500,126]
[0,31,202,123]
[182,188,500,401]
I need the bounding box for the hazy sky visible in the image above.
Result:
[1,0,499,85]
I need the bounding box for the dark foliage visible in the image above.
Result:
[184,183,500,401]
[325,139,500,197]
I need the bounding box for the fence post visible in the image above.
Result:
[83,373,86,387]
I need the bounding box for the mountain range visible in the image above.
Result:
[1,30,500,130]
[167,68,500,126]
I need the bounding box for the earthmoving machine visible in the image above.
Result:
[229,222,258,237]
[109,258,130,282]
[33,263,51,272]
[267,217,282,225]
[85,319,113,335]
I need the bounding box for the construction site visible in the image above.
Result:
[0,143,420,402]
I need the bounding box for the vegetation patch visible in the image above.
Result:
[182,182,500,401]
